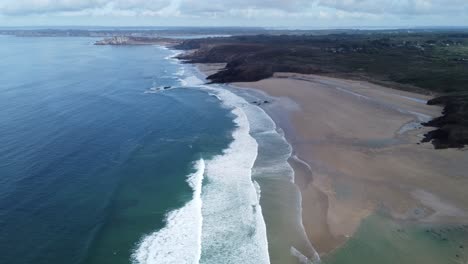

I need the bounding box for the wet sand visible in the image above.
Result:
[195,63,468,259]
[231,72,468,256]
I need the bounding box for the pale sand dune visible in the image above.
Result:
[231,73,468,255]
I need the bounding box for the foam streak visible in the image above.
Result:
[131,159,205,264]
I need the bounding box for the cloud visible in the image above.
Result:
[315,0,468,15]
[0,0,311,17]
[0,0,173,16]
[0,0,467,21]
[0,0,103,15]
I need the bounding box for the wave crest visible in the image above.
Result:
[131,159,205,264]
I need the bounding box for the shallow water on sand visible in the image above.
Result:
[224,86,320,264]
[324,213,468,264]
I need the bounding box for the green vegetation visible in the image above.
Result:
[176,32,468,148]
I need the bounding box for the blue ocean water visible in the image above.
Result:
[0,35,317,264]
[0,36,235,264]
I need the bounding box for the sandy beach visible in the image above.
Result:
[195,61,468,262]
[230,72,468,257]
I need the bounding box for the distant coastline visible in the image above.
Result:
[94,36,180,46]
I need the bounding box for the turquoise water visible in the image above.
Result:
[0,36,234,264]
[324,213,468,264]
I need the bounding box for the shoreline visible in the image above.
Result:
[195,63,468,259]
[166,49,274,263]
[227,78,347,255]
[192,63,320,263]
[233,72,468,255]
[197,63,346,255]
[194,63,326,261]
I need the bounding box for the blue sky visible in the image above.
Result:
[1,0,467,28]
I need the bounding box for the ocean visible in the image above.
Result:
[0,36,314,264]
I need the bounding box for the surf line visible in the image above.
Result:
[131,159,205,264]
[161,46,271,264]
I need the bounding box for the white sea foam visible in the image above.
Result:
[207,80,320,263]
[144,86,174,94]
[162,47,184,67]
[179,70,204,87]
[175,67,186,77]
[197,84,271,264]
[131,159,205,264]
[135,54,271,263]
[224,82,320,263]
[156,45,169,51]
[164,50,182,61]
[182,64,317,262]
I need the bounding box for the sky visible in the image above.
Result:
[0,0,467,28]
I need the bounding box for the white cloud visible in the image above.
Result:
[316,0,468,15]
[0,0,104,15]
[0,0,173,16]
[0,0,306,17]
[0,0,466,25]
